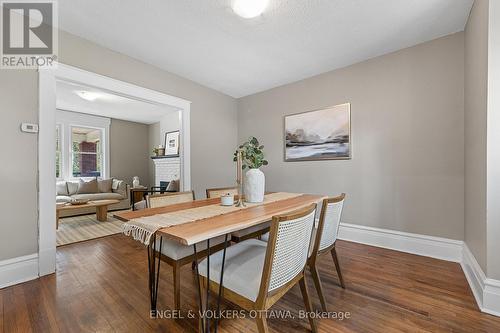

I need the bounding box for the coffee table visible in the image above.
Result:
[56,199,121,229]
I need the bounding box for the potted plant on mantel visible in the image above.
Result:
[152,145,165,157]
[233,137,268,203]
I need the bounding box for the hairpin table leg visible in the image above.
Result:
[148,233,162,316]
[214,234,229,333]
[193,234,229,333]
[193,243,206,333]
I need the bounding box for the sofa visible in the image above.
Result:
[56,178,130,217]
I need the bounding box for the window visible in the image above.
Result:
[71,126,103,177]
[55,110,110,180]
[56,125,62,178]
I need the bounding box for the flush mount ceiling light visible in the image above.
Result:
[76,91,101,101]
[232,0,269,18]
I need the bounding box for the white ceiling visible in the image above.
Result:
[58,0,473,98]
[56,80,178,124]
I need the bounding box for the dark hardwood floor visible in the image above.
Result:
[1,235,500,332]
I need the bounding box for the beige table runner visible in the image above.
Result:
[123,192,301,245]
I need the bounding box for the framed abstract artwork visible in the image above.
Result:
[284,103,351,161]
[164,130,180,156]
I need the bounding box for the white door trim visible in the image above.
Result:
[38,63,191,276]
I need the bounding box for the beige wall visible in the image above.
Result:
[486,0,500,280]
[148,122,161,188]
[147,111,181,187]
[238,33,465,240]
[0,30,238,261]
[464,0,500,280]
[0,70,39,261]
[464,0,489,273]
[110,119,149,187]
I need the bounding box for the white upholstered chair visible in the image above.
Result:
[261,194,346,311]
[199,204,318,333]
[140,191,228,310]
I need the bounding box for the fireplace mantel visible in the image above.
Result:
[150,155,180,160]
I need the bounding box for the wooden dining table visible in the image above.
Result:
[114,193,325,333]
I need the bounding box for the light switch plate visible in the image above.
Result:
[21,123,39,133]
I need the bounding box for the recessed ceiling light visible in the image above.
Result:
[232,0,269,19]
[76,91,101,101]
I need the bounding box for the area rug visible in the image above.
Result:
[57,210,129,246]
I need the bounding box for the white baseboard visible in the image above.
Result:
[338,222,464,262]
[337,222,500,316]
[0,253,39,289]
[461,245,500,316]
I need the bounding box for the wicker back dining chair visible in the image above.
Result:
[143,190,228,311]
[206,186,270,242]
[147,191,195,208]
[205,186,238,199]
[199,204,318,333]
[308,193,346,312]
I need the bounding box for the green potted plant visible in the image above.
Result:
[152,145,165,157]
[234,136,268,202]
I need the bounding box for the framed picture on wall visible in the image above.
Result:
[284,103,351,161]
[164,130,180,156]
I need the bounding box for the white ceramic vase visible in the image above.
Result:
[244,168,265,203]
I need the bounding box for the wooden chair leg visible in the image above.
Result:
[299,275,318,333]
[255,313,269,333]
[308,262,328,312]
[173,262,181,310]
[331,246,345,289]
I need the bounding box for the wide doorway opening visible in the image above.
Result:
[38,63,191,275]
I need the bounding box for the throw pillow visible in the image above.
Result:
[67,181,79,195]
[166,179,179,192]
[77,178,98,194]
[112,178,120,190]
[112,179,128,198]
[56,181,68,196]
[98,178,113,193]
